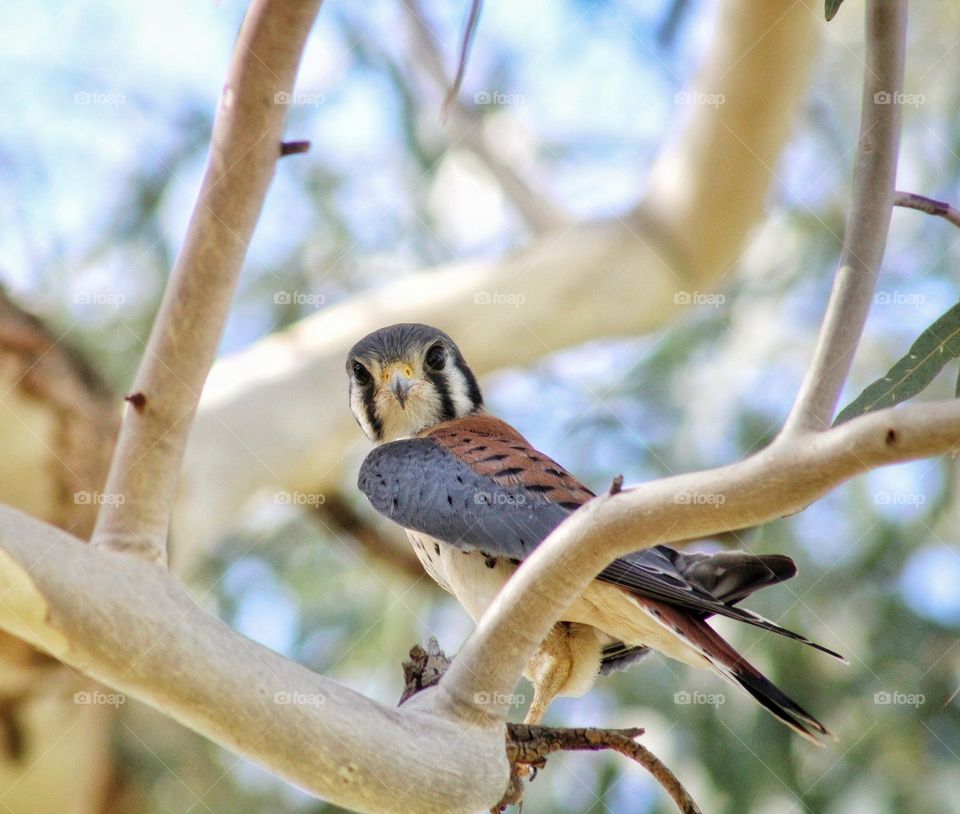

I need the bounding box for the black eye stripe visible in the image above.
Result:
[361,384,382,440]
[426,370,456,422]
[348,363,381,441]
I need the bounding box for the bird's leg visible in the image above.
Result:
[518,641,571,780]
[524,651,572,726]
[523,622,603,724]
[514,623,604,781]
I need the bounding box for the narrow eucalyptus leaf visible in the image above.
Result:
[835,301,960,424]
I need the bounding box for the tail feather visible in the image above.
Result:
[730,664,832,745]
[606,548,846,663]
[640,598,834,744]
[659,548,847,662]
[713,604,847,663]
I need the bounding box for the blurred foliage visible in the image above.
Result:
[2,0,960,812]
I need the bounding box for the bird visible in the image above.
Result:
[347,323,843,743]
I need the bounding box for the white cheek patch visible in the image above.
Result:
[445,365,476,416]
[349,384,377,441]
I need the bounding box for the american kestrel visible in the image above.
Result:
[348,323,842,742]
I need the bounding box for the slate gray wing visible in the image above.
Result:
[358,437,572,560]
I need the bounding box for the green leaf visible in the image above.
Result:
[825,0,845,21]
[834,301,960,425]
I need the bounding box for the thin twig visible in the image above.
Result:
[603,732,700,814]
[498,724,705,813]
[505,723,644,765]
[402,0,568,231]
[441,0,483,121]
[894,190,960,230]
[783,0,908,434]
[501,725,700,814]
[90,0,322,561]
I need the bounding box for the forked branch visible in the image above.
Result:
[91,0,323,561]
[784,0,908,434]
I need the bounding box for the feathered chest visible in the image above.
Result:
[405,531,515,621]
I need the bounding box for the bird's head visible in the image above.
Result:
[346,323,483,443]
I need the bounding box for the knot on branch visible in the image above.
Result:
[399,637,451,705]
[279,140,311,157]
[124,391,147,412]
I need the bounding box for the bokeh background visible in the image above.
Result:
[1,0,960,812]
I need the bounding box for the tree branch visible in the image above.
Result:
[0,400,955,811]
[0,2,929,812]
[440,398,960,719]
[784,0,908,434]
[91,0,322,561]
[642,0,818,285]
[0,507,510,814]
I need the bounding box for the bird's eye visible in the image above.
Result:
[425,343,446,371]
[351,361,372,385]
